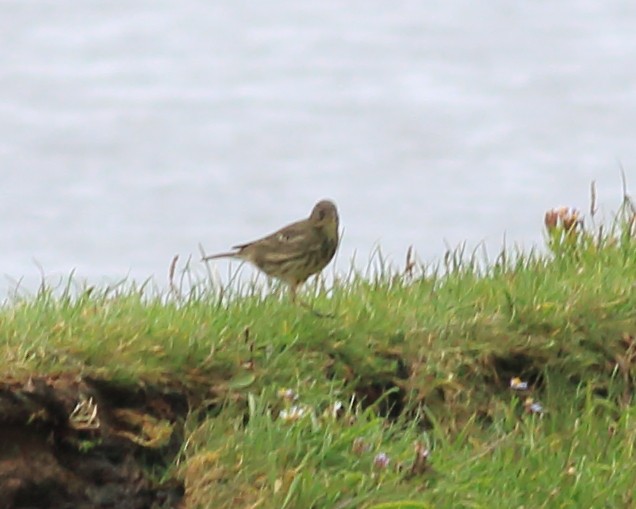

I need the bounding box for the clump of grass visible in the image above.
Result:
[180,389,432,509]
[178,381,636,509]
[0,191,635,508]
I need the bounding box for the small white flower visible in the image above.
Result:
[277,388,299,402]
[373,452,390,470]
[524,397,544,415]
[279,405,308,422]
[529,402,544,414]
[510,377,528,390]
[330,400,344,418]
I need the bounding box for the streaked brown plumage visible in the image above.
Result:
[203,200,339,301]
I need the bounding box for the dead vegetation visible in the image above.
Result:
[0,375,186,509]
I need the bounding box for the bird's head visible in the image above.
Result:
[309,200,339,235]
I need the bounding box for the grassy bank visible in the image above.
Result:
[2,203,636,508]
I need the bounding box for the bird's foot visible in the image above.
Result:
[298,300,337,318]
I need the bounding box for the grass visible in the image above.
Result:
[1,199,636,508]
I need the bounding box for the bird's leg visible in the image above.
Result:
[288,283,297,303]
[291,282,336,318]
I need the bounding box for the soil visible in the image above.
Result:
[0,374,187,509]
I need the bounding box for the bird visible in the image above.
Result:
[203,200,340,303]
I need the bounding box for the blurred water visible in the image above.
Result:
[1,1,635,294]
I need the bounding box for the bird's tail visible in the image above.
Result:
[202,251,238,262]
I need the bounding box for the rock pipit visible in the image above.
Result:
[203,200,340,304]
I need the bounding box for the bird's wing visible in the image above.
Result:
[233,220,307,249]
[235,221,321,261]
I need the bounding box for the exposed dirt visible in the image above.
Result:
[0,374,187,509]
